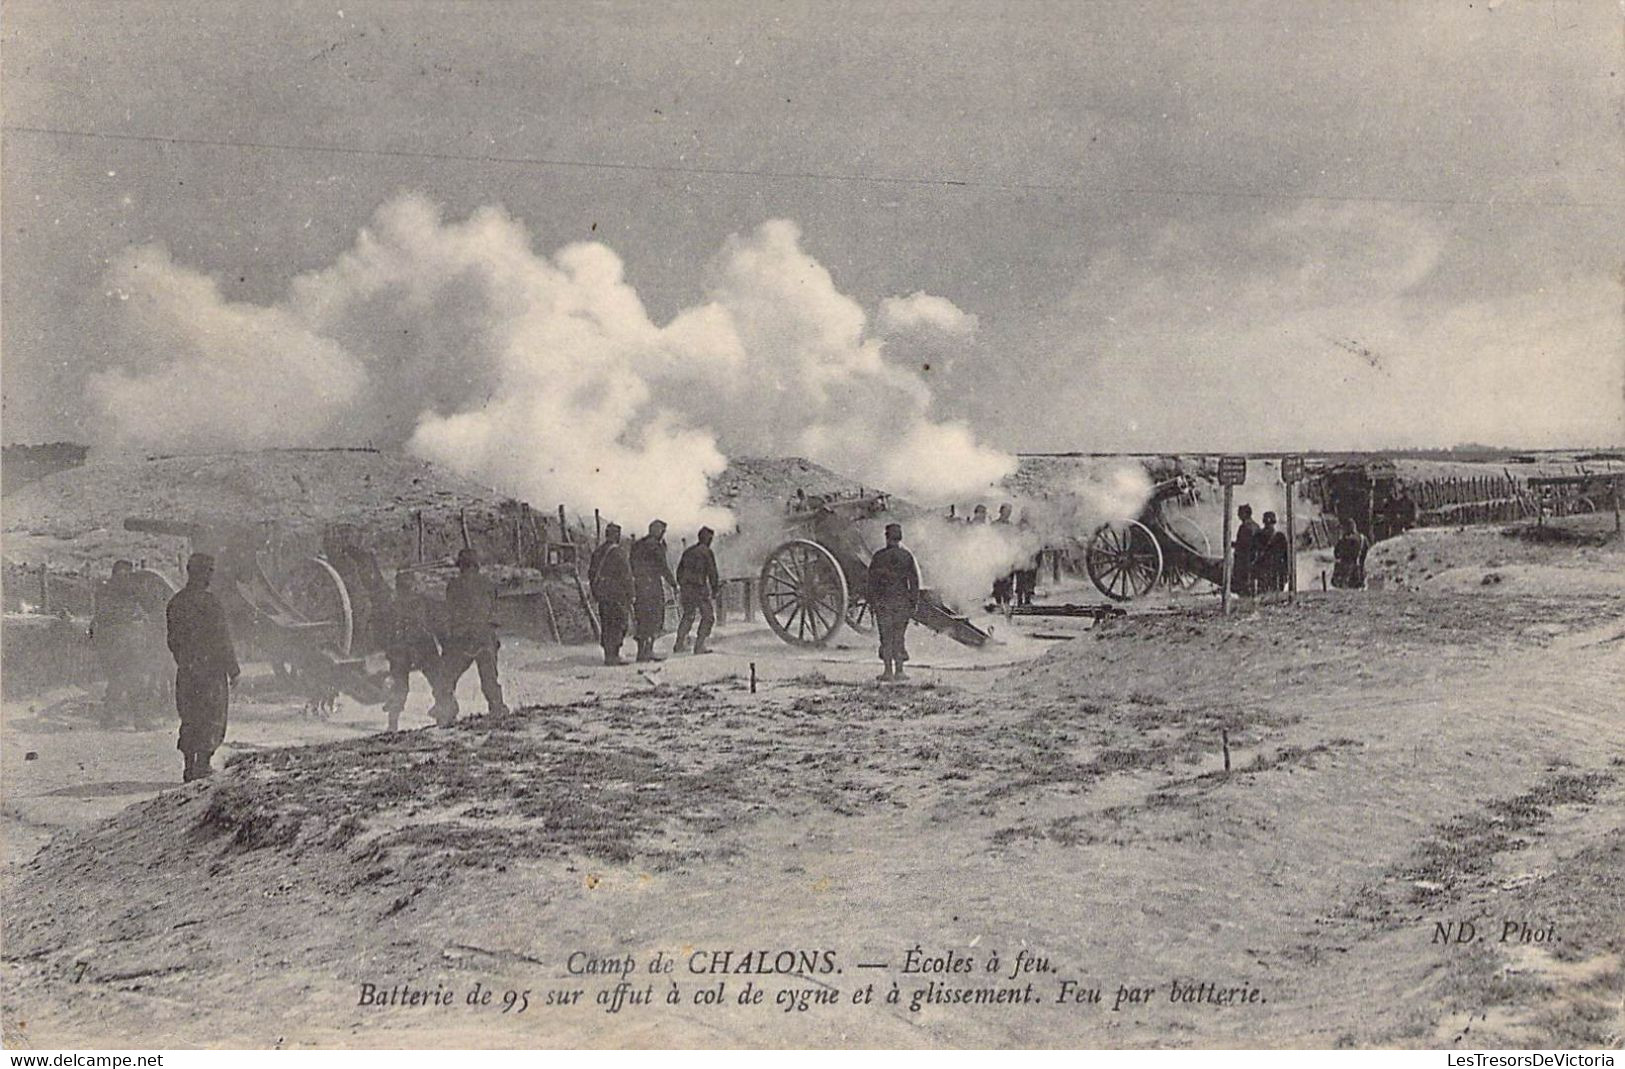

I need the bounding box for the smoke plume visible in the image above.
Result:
[88,197,1012,533]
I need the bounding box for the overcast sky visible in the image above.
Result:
[3,0,1621,452]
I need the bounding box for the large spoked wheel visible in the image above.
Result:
[1086,520,1164,601]
[280,557,356,657]
[1161,514,1212,590]
[759,539,849,646]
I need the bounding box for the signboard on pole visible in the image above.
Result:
[1280,456,1302,601]
[1218,455,1248,486]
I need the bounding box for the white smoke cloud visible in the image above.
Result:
[878,291,980,338]
[88,246,365,451]
[87,197,1012,532]
[903,459,1156,609]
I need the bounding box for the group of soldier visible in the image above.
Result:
[95,511,938,782]
[382,547,510,731]
[586,519,722,665]
[1228,504,1292,596]
[91,546,512,782]
[1229,504,1373,594]
[963,502,1041,609]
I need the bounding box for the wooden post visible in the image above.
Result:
[1615,474,1622,536]
[557,504,568,545]
[415,510,425,563]
[1221,484,1234,616]
[39,562,49,613]
[1281,456,1302,603]
[1222,729,1231,773]
[1285,482,1297,603]
[539,587,564,645]
[749,661,757,694]
[594,508,602,543]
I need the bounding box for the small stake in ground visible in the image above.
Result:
[749,662,757,694]
[1222,729,1232,773]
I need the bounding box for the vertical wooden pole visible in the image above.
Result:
[39,562,49,613]
[557,505,568,545]
[1285,480,1297,603]
[1614,474,1622,536]
[594,508,602,543]
[1221,485,1234,616]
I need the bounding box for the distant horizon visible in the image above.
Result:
[5,440,1623,458]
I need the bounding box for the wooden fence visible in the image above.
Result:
[1411,475,1534,527]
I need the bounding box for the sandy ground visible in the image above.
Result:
[2,529,1622,1050]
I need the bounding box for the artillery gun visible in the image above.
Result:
[122,517,393,706]
[1082,476,1226,601]
[757,491,989,648]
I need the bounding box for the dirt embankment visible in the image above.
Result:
[4,578,1621,1048]
[1364,515,1623,598]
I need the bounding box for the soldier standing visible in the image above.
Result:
[382,570,442,731]
[165,553,240,782]
[589,523,634,666]
[630,520,677,663]
[93,560,153,729]
[867,523,920,683]
[1332,518,1371,589]
[991,503,1015,608]
[1232,504,1261,596]
[1014,508,1040,607]
[673,526,722,655]
[431,548,508,725]
[1254,511,1290,593]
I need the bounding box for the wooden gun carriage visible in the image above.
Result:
[757,492,989,648]
[1083,476,1225,601]
[123,517,392,705]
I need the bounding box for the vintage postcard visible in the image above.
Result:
[2,0,1621,1052]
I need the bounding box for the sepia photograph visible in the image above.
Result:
[1,0,1621,1052]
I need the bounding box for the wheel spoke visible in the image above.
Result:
[806,601,830,636]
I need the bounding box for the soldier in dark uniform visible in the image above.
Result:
[1332,518,1371,589]
[1014,509,1040,607]
[431,548,507,725]
[867,523,920,683]
[382,570,441,731]
[93,560,151,729]
[1253,511,1290,593]
[674,526,722,655]
[589,523,634,666]
[630,520,677,663]
[991,504,1015,608]
[1232,504,1261,596]
[165,553,240,782]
